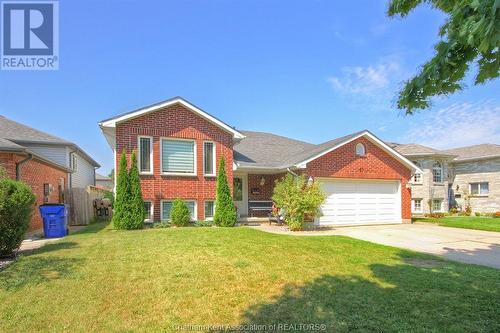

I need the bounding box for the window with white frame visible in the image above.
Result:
[355,143,366,156]
[432,199,443,212]
[203,141,216,176]
[412,199,423,213]
[470,182,489,196]
[138,136,153,174]
[412,161,422,183]
[143,201,153,221]
[161,200,196,221]
[432,161,443,183]
[204,200,215,220]
[161,139,196,175]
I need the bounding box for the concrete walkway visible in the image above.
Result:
[0,225,86,271]
[251,223,500,269]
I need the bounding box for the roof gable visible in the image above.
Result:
[99,97,245,140]
[233,130,420,173]
[294,130,420,172]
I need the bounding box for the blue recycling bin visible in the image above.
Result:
[39,204,69,238]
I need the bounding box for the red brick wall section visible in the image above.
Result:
[0,153,16,178]
[305,137,412,219]
[0,153,67,231]
[248,173,285,201]
[115,103,234,221]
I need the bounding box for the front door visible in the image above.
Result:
[233,173,248,217]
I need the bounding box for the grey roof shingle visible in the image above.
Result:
[0,138,25,151]
[388,143,451,156]
[0,115,100,167]
[233,130,366,169]
[234,131,315,169]
[443,144,500,161]
[0,115,71,145]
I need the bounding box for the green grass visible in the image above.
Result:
[414,216,500,232]
[1,222,499,332]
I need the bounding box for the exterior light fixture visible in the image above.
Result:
[260,176,266,186]
[307,176,314,186]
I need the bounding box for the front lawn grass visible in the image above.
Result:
[414,216,500,232]
[1,222,499,332]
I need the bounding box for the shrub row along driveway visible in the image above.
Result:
[0,222,499,332]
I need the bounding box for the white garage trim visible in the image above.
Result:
[315,178,402,227]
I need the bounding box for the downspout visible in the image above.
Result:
[16,153,33,180]
[286,167,298,177]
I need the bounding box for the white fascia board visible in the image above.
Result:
[99,98,245,140]
[295,131,422,174]
[99,125,116,150]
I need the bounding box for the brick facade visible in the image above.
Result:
[305,137,412,219]
[245,137,412,220]
[115,103,234,221]
[112,102,413,223]
[247,173,285,201]
[0,152,68,231]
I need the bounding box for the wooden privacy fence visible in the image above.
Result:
[64,186,111,225]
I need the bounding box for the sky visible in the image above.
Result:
[1,0,499,175]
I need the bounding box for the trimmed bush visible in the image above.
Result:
[194,220,213,227]
[272,174,326,231]
[213,157,237,227]
[0,178,36,257]
[124,151,144,230]
[112,151,130,229]
[425,213,445,219]
[170,199,191,226]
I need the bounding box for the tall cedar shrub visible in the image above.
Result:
[124,151,144,229]
[0,177,36,257]
[213,157,236,227]
[112,151,130,229]
[170,199,191,226]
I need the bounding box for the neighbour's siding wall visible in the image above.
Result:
[115,103,234,221]
[305,137,413,220]
[71,152,96,189]
[22,144,96,189]
[0,152,67,232]
[23,144,69,167]
[409,158,451,215]
[450,158,500,213]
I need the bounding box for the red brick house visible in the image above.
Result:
[0,116,100,232]
[0,143,69,231]
[99,97,419,226]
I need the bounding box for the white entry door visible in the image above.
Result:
[317,179,401,226]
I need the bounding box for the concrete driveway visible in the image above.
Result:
[254,223,500,269]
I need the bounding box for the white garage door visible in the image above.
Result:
[317,179,401,226]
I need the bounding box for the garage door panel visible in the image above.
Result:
[318,179,401,226]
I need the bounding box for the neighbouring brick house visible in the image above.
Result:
[390,143,500,215]
[0,116,100,231]
[100,97,418,226]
